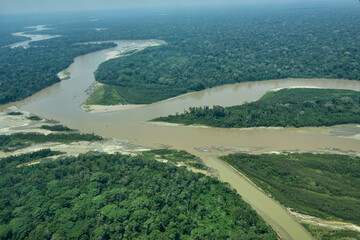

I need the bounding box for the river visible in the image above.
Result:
[9,41,360,239]
[9,25,60,48]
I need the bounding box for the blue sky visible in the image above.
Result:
[0,0,355,15]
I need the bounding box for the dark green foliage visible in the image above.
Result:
[0,40,115,104]
[154,89,360,128]
[26,116,42,121]
[2,7,360,105]
[94,8,360,104]
[0,30,29,46]
[0,152,277,239]
[0,133,102,152]
[40,125,73,132]
[144,149,207,170]
[0,149,62,169]
[221,153,360,224]
[6,112,23,116]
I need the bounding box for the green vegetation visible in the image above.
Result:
[153,88,360,128]
[0,151,277,239]
[2,7,360,105]
[0,133,102,152]
[0,149,62,169]
[84,85,128,105]
[0,30,29,46]
[143,149,207,170]
[302,223,360,240]
[6,112,23,116]
[221,153,360,224]
[93,8,360,104]
[0,40,115,104]
[40,125,74,132]
[26,115,42,121]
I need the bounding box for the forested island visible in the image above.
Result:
[0,151,277,239]
[221,152,360,239]
[153,88,360,128]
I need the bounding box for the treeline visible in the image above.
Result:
[40,125,74,132]
[153,89,360,128]
[0,149,61,169]
[0,132,102,152]
[93,7,360,104]
[0,152,277,239]
[221,152,360,225]
[0,39,115,104]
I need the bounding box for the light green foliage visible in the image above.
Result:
[85,85,128,105]
[302,223,360,240]
[221,153,360,224]
[154,89,360,128]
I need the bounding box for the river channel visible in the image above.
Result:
[9,41,360,240]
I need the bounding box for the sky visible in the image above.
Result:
[0,0,355,15]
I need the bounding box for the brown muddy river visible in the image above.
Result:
[9,41,360,240]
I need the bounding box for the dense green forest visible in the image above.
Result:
[221,153,360,225]
[0,31,29,46]
[153,88,360,128]
[1,6,360,105]
[0,151,277,239]
[0,132,102,152]
[0,39,115,104]
[92,8,360,104]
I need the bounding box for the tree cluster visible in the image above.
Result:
[0,151,277,239]
[153,89,360,128]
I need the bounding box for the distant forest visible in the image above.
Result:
[1,6,360,104]
[94,7,360,104]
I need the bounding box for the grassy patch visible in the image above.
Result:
[302,223,360,240]
[85,85,128,105]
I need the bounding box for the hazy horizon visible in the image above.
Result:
[0,0,356,15]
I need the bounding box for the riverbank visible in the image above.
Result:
[0,109,149,159]
[105,39,166,61]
